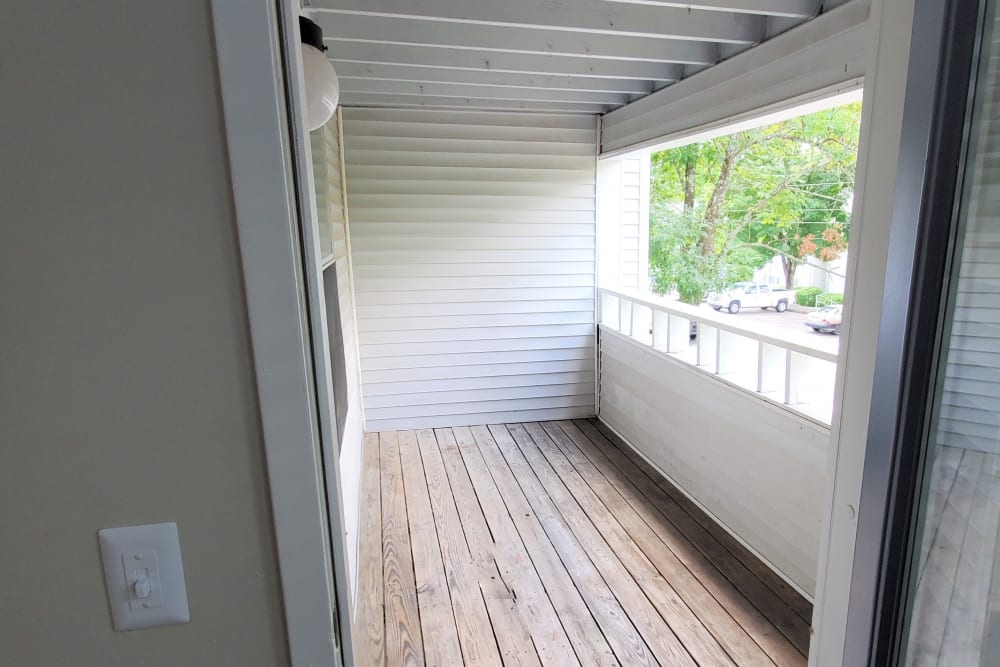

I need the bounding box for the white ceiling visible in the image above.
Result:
[306,0,839,115]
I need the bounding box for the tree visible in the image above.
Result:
[649,103,861,301]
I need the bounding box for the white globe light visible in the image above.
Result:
[300,18,339,131]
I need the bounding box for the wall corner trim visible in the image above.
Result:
[210,1,345,664]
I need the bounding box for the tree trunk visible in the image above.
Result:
[701,137,740,257]
[683,157,696,213]
[783,256,797,289]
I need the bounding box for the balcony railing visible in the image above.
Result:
[598,287,838,425]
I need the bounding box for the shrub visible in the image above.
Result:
[817,292,844,306]
[796,286,822,307]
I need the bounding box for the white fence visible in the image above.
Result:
[599,288,838,424]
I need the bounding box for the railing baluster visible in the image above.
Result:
[784,348,793,405]
[652,309,669,349]
[757,341,764,393]
[619,298,632,335]
[596,288,836,425]
[715,328,723,376]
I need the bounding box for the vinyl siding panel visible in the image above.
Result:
[940,54,1000,455]
[343,108,598,431]
[310,117,365,597]
[598,327,828,595]
[596,154,650,291]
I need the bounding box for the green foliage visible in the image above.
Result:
[795,286,823,307]
[649,208,756,303]
[817,292,844,306]
[649,103,861,293]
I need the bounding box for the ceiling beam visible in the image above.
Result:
[599,0,819,19]
[309,0,764,44]
[600,0,867,154]
[338,79,631,105]
[332,62,656,94]
[339,93,608,114]
[314,13,718,65]
[325,42,684,80]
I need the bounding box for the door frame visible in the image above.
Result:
[809,0,985,663]
[845,0,986,663]
[210,1,354,664]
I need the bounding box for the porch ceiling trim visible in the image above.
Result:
[332,64,657,95]
[309,0,765,44]
[337,93,609,115]
[599,0,869,155]
[324,42,685,82]
[314,13,721,65]
[307,0,835,115]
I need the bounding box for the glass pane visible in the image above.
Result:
[902,6,1000,664]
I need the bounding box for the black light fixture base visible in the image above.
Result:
[299,16,327,52]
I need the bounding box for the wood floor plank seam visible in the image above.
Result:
[543,420,776,667]
[908,449,985,666]
[452,426,582,666]
[380,431,426,665]
[587,419,814,626]
[488,424,659,665]
[439,427,543,667]
[362,423,814,666]
[470,425,620,666]
[938,453,1000,665]
[574,419,808,662]
[555,420,790,666]
[398,430,465,665]
[416,428,505,666]
[358,433,386,666]
[917,446,964,586]
[524,421,735,666]
[507,423,697,666]
[580,421,810,657]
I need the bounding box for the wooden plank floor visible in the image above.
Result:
[906,445,1000,666]
[356,419,812,666]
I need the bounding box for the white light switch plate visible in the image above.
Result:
[98,522,190,631]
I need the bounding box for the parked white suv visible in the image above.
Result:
[707,282,792,314]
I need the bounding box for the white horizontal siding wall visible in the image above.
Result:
[310,114,365,596]
[939,51,1000,455]
[343,108,598,431]
[598,327,828,595]
[597,154,650,291]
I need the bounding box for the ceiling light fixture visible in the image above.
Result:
[299,16,339,131]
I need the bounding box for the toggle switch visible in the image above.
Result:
[133,573,151,599]
[98,522,190,631]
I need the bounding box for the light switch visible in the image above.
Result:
[98,522,190,631]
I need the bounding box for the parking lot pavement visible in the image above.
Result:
[697,304,841,356]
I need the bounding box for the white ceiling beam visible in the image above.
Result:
[338,79,631,105]
[599,0,819,19]
[309,0,764,44]
[325,42,684,80]
[333,62,656,94]
[600,0,868,154]
[314,13,718,65]
[339,93,608,114]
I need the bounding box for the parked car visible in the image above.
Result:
[805,305,843,334]
[706,282,792,314]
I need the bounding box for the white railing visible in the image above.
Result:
[599,287,838,425]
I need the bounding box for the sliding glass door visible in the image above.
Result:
[861,0,1000,663]
[898,4,1000,663]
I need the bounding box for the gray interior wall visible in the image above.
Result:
[0,2,289,664]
